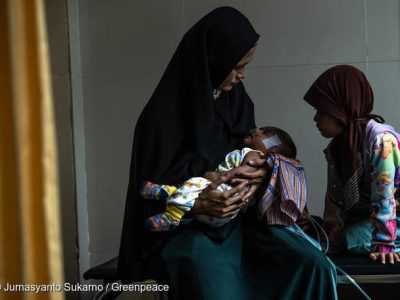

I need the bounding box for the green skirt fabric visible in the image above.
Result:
[161,215,337,300]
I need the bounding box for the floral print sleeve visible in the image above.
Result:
[370,132,400,253]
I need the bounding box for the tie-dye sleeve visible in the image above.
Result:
[216,148,255,172]
[370,132,400,253]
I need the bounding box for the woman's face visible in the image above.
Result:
[313,110,345,138]
[218,47,256,92]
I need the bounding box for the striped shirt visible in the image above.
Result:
[258,153,307,226]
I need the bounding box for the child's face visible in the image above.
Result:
[313,110,344,138]
[242,128,269,152]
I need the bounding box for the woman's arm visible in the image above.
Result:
[192,150,267,217]
[224,151,262,183]
[202,150,261,184]
[369,132,400,264]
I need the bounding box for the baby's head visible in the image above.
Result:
[243,126,297,158]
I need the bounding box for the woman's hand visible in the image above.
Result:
[191,173,250,218]
[230,157,268,200]
[204,171,220,182]
[232,157,267,183]
[369,252,400,264]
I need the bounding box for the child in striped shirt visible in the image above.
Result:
[142,126,307,231]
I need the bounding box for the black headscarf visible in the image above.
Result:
[118,7,259,281]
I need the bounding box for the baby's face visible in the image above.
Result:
[243,127,286,154]
[242,128,269,152]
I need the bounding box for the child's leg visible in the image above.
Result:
[139,181,177,200]
[146,204,185,231]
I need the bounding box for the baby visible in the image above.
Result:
[141,126,299,231]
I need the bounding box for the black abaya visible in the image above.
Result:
[118,7,259,281]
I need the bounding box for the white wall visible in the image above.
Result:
[70,0,400,281]
[45,0,80,293]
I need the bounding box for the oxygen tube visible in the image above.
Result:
[260,129,372,299]
[306,214,372,300]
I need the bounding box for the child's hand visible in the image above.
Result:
[370,252,400,264]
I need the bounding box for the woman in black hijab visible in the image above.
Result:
[118,7,337,299]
